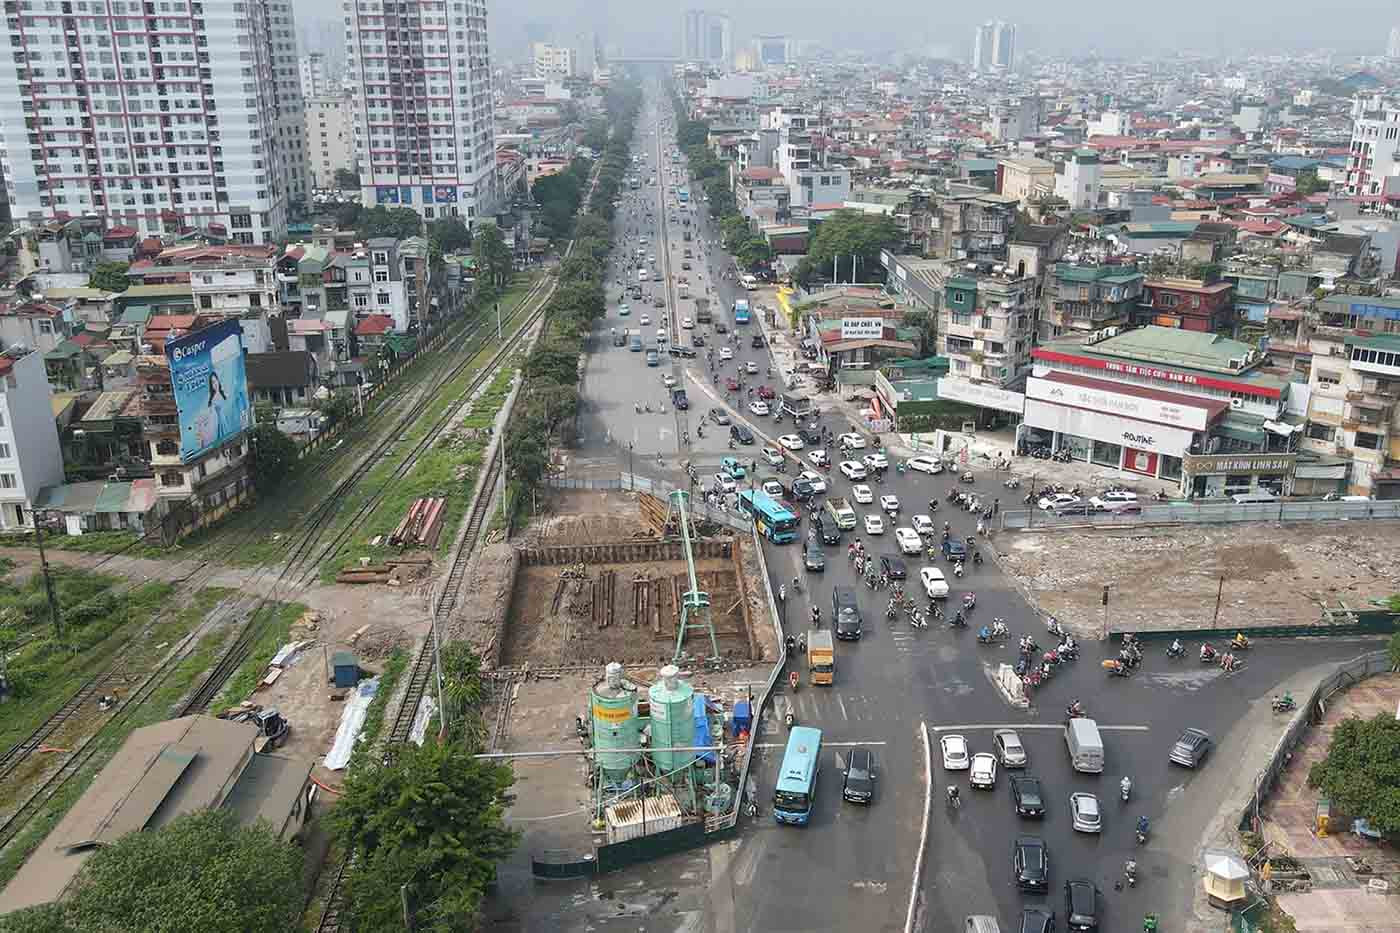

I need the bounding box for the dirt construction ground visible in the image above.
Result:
[997,521,1400,635]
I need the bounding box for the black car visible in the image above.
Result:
[1013,835,1049,892]
[751,333,766,348]
[1020,907,1056,933]
[692,334,706,346]
[798,426,823,445]
[803,540,825,572]
[942,538,967,562]
[792,477,817,500]
[841,747,876,804]
[716,321,728,333]
[730,424,755,445]
[708,408,731,426]
[813,514,841,545]
[879,555,908,580]
[832,586,862,640]
[1065,878,1098,930]
[1010,775,1045,817]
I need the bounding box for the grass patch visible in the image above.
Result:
[208,600,310,712]
[345,649,409,774]
[0,530,173,559]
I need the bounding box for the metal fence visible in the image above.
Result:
[1002,498,1400,531]
[1240,649,1395,834]
[542,472,754,534]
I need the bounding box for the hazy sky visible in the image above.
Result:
[294,0,1400,63]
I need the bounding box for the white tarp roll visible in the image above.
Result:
[324,677,380,771]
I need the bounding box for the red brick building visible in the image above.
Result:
[1134,278,1235,333]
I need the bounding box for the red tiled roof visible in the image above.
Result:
[354,314,394,336]
[740,167,783,181]
[104,226,138,239]
[147,315,199,331]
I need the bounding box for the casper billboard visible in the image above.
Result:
[166,319,252,463]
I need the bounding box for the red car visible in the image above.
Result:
[724,376,741,391]
[756,385,776,400]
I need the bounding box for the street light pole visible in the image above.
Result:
[33,512,62,641]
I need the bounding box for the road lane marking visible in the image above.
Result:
[929,723,1150,732]
[837,694,849,720]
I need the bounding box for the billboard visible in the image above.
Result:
[840,317,884,340]
[166,319,251,463]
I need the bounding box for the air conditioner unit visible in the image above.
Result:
[1230,397,1244,410]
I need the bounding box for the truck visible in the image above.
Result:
[670,387,689,410]
[825,497,857,531]
[780,392,814,420]
[807,630,835,685]
[678,282,690,299]
[695,298,712,324]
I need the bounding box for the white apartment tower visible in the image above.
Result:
[266,0,308,210]
[300,51,329,98]
[0,0,301,244]
[1388,26,1400,59]
[973,22,994,71]
[531,43,576,79]
[1345,95,1400,198]
[345,0,498,224]
[992,21,1016,71]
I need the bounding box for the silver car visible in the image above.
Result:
[993,729,1028,768]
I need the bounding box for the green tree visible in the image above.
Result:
[333,741,519,931]
[1308,713,1400,834]
[735,235,773,271]
[356,205,423,241]
[427,216,471,255]
[806,210,901,282]
[333,168,360,190]
[247,422,298,494]
[318,391,356,428]
[473,224,512,289]
[2,811,302,932]
[1295,172,1328,196]
[88,261,130,293]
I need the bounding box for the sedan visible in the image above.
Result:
[1037,493,1082,511]
[906,455,943,474]
[970,753,998,789]
[1065,878,1100,931]
[681,317,694,329]
[1070,792,1101,834]
[880,555,908,580]
[842,747,877,804]
[880,494,900,514]
[640,313,652,326]
[895,527,923,555]
[744,361,758,374]
[993,729,1028,768]
[708,408,731,426]
[797,470,827,494]
[778,434,805,451]
[761,446,784,465]
[756,385,776,400]
[911,514,936,537]
[729,425,754,446]
[863,514,885,535]
[1013,835,1049,892]
[724,376,741,391]
[1010,775,1045,817]
[839,460,868,480]
[852,484,873,504]
[749,399,770,416]
[718,347,734,361]
[838,432,867,451]
[940,734,970,770]
[712,473,736,494]
[1021,907,1056,933]
[862,452,888,471]
[920,566,949,599]
[618,303,631,316]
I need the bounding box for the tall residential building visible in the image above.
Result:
[973,22,995,71]
[306,96,355,189]
[1389,26,1400,59]
[345,0,499,224]
[682,10,731,64]
[300,52,330,98]
[0,0,300,244]
[682,9,705,60]
[531,43,577,79]
[267,0,309,211]
[0,349,65,532]
[992,21,1016,71]
[1344,95,1400,198]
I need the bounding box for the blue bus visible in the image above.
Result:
[678,188,690,203]
[733,298,751,325]
[773,726,823,825]
[738,490,798,544]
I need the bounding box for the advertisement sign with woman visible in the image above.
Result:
[165,319,251,462]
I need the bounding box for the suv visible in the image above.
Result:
[941,537,968,563]
[841,747,876,804]
[1020,908,1056,933]
[813,514,841,546]
[730,424,755,445]
[1169,727,1212,768]
[1013,835,1049,892]
[1065,878,1099,930]
[832,586,862,640]
[798,425,823,446]
[803,539,825,571]
[1010,775,1045,817]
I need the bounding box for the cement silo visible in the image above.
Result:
[589,662,641,781]
[647,664,696,774]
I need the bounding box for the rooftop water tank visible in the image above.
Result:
[647,665,696,774]
[590,662,641,778]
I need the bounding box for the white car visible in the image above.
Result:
[852,484,873,504]
[1090,490,1139,511]
[906,455,943,475]
[838,432,867,451]
[712,473,736,494]
[744,361,758,374]
[880,494,900,514]
[681,317,694,329]
[895,527,923,555]
[718,347,734,361]
[940,734,970,770]
[1037,493,1082,511]
[809,449,830,467]
[656,329,668,343]
[863,514,885,535]
[920,566,949,599]
[798,470,827,494]
[640,314,652,326]
[662,374,676,388]
[1070,792,1102,833]
[778,434,805,451]
[911,514,936,536]
[839,460,868,480]
[749,400,770,416]
[761,446,785,465]
[862,452,888,470]
[970,753,998,789]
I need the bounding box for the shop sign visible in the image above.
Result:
[1026,377,1209,431]
[1031,349,1283,399]
[1023,399,1193,456]
[936,377,1026,414]
[1183,453,1296,475]
[841,317,884,340]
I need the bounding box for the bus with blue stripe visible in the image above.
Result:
[733,298,751,324]
[773,726,823,825]
[738,490,798,543]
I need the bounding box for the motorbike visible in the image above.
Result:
[1057,638,1079,661]
[972,550,983,565]
[952,562,964,579]
[1066,703,1086,720]
[1230,634,1252,651]
[789,670,799,692]
[1272,693,1296,713]
[963,592,976,612]
[977,624,1007,644]
[960,471,975,484]
[948,611,967,628]
[1121,777,1132,802]
[1200,643,1218,663]
[1166,639,1185,659]
[1135,818,1150,845]
[1004,477,1021,489]
[784,710,796,729]
[1221,654,1244,673]
[1045,616,1066,639]
[1124,859,1138,888]
[1103,659,1131,677]
[896,460,907,475]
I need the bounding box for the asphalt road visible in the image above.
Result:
[574,85,1381,933]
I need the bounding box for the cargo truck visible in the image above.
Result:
[825,497,857,530]
[807,630,835,685]
[695,298,712,324]
[781,392,814,419]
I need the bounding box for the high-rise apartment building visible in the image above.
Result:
[531,43,577,79]
[300,51,329,98]
[267,0,308,210]
[306,96,354,189]
[1345,95,1400,198]
[682,10,731,64]
[993,21,1016,71]
[345,0,498,224]
[973,22,995,71]
[0,0,300,244]
[1388,26,1400,59]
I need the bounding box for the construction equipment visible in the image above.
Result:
[665,490,718,661]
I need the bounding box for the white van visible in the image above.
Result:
[1230,491,1278,504]
[1065,717,1105,773]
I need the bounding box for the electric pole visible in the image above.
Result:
[34,514,63,641]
